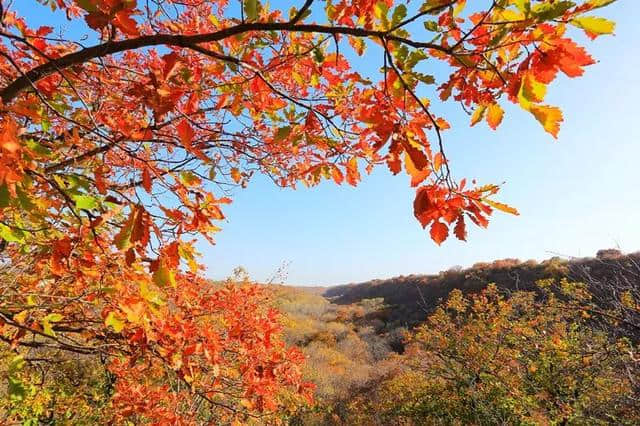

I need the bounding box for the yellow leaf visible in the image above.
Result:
[121,301,146,325]
[520,73,546,105]
[105,311,125,333]
[208,14,220,27]
[453,0,467,17]
[41,313,63,337]
[571,16,615,38]
[485,199,520,216]
[140,281,166,306]
[292,71,305,87]
[153,262,176,287]
[470,105,487,126]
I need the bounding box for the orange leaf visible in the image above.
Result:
[433,152,444,173]
[529,104,563,139]
[0,120,20,153]
[345,157,360,187]
[162,52,180,80]
[436,117,450,130]
[386,153,402,175]
[404,152,429,187]
[131,206,150,248]
[486,103,504,130]
[230,168,242,184]
[331,166,344,185]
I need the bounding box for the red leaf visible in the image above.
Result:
[454,216,467,241]
[142,168,152,193]
[162,52,180,80]
[430,220,449,245]
[131,206,150,249]
[177,120,194,148]
[413,186,433,228]
[114,10,140,36]
[401,138,429,171]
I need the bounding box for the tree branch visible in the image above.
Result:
[0,22,447,104]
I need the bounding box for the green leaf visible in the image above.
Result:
[8,355,25,375]
[76,0,98,12]
[180,171,201,187]
[73,194,99,210]
[45,313,63,322]
[244,0,259,21]
[0,224,25,243]
[313,47,325,64]
[414,72,436,85]
[391,4,407,27]
[114,209,136,250]
[423,20,439,32]
[532,1,575,21]
[16,187,35,211]
[274,126,292,142]
[0,183,9,208]
[8,355,26,402]
[153,263,176,287]
[25,139,51,157]
[289,5,312,21]
[420,0,451,14]
[394,45,409,64]
[406,50,429,69]
[41,313,63,337]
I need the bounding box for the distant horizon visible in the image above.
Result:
[266,246,638,288]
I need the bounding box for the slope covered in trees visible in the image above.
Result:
[275,250,640,424]
[324,250,640,328]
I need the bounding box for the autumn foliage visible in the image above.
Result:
[0,0,620,423]
[342,283,639,425]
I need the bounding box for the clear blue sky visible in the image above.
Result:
[15,2,640,286]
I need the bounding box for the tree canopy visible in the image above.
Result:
[0,0,618,423]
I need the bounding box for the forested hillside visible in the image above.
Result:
[324,250,640,329]
[274,250,640,424]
